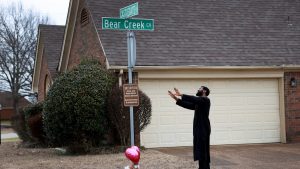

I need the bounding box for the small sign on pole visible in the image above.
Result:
[123,84,139,107]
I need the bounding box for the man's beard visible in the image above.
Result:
[196,91,203,96]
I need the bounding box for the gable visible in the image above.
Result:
[66,0,107,70]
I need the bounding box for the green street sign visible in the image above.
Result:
[102,17,154,31]
[120,2,138,19]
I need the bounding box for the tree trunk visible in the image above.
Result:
[12,92,20,117]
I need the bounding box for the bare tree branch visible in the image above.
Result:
[0,2,48,114]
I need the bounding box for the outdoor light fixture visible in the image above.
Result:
[290,77,297,87]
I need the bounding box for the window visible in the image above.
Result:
[45,75,51,96]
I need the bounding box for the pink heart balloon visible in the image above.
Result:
[125,147,140,164]
[131,146,140,155]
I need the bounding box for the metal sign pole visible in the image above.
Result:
[127,31,136,146]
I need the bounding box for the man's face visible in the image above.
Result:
[196,87,204,96]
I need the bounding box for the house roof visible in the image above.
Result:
[39,25,65,77]
[85,0,300,67]
[32,25,65,92]
[0,91,31,109]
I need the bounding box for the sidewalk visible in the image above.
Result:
[1,133,18,139]
[1,123,19,141]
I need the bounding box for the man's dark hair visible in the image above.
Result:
[202,86,210,96]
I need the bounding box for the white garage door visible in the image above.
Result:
[139,79,280,148]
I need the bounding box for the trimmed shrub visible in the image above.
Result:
[11,108,33,143]
[24,102,45,144]
[23,102,45,143]
[43,60,116,152]
[107,86,152,146]
[23,102,43,120]
[12,102,46,145]
[27,113,44,143]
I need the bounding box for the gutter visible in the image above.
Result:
[109,65,300,71]
[109,65,296,71]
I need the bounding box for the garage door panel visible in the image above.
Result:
[140,79,280,147]
[211,123,231,130]
[141,133,159,147]
[211,97,231,106]
[160,116,177,125]
[211,114,229,123]
[143,126,159,133]
[176,133,193,143]
[263,130,280,139]
[173,124,193,132]
[261,122,280,129]
[260,114,280,122]
[159,125,178,133]
[230,96,246,105]
[211,106,231,112]
[160,134,176,145]
[176,115,193,124]
[159,126,193,134]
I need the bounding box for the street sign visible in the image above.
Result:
[101,2,154,146]
[123,84,139,107]
[102,17,154,31]
[120,2,138,19]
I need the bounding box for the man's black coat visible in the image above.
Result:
[176,94,211,162]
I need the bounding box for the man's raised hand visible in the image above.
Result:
[174,88,182,96]
[168,90,178,101]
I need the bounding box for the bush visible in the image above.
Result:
[27,113,45,144]
[11,108,33,143]
[23,102,43,120]
[107,86,152,146]
[43,59,116,152]
[23,102,45,143]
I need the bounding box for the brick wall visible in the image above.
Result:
[0,109,14,120]
[285,72,300,142]
[67,0,106,70]
[37,44,50,102]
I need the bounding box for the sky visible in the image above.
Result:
[0,0,69,25]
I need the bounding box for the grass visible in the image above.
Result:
[1,128,15,134]
[1,137,20,142]
[1,120,17,143]
[1,120,12,126]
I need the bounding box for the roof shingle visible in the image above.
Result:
[39,25,65,76]
[86,0,300,67]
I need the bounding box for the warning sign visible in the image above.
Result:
[123,84,139,107]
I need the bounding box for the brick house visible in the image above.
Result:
[0,91,31,120]
[32,0,300,147]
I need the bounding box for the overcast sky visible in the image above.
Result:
[0,0,69,25]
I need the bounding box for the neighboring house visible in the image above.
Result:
[0,91,32,120]
[32,25,65,102]
[32,0,300,148]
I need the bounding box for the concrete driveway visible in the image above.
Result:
[154,143,300,169]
